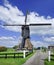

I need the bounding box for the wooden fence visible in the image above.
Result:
[0,50,30,58]
[50,54,54,61]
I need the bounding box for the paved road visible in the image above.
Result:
[23,50,48,65]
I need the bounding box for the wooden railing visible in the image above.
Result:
[0,50,31,58]
[0,52,23,58]
[50,54,54,61]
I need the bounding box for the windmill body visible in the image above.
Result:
[22,25,30,39]
[20,25,32,50]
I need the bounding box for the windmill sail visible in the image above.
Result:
[30,23,51,26]
[3,23,51,26]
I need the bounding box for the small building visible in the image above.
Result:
[48,45,54,52]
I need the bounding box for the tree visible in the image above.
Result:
[0,46,7,52]
[13,45,18,49]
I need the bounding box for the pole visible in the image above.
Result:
[48,50,51,62]
[23,50,26,58]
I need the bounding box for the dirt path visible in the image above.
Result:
[23,50,48,65]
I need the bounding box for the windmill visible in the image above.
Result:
[3,11,51,50]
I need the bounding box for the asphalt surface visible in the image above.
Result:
[23,50,48,65]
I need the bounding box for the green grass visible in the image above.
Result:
[44,59,54,65]
[0,48,15,53]
[0,48,23,57]
[0,48,35,65]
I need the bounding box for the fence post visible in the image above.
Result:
[23,50,26,58]
[14,53,15,58]
[48,50,51,62]
[5,54,7,58]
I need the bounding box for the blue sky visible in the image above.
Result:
[0,0,54,17]
[6,0,54,17]
[0,0,54,47]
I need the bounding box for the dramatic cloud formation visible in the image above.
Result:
[0,0,54,47]
[0,0,25,32]
[0,0,54,35]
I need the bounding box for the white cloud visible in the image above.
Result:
[31,40,49,48]
[0,0,25,32]
[0,4,24,24]
[0,40,18,47]
[28,12,54,35]
[0,36,18,47]
[28,12,52,23]
[44,37,54,42]
[0,36,15,40]
[0,36,23,47]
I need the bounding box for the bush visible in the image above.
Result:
[0,46,7,52]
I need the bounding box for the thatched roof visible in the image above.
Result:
[24,38,33,49]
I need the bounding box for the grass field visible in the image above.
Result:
[0,48,35,65]
[0,48,15,53]
[44,59,54,65]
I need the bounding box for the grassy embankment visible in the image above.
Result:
[0,48,35,65]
